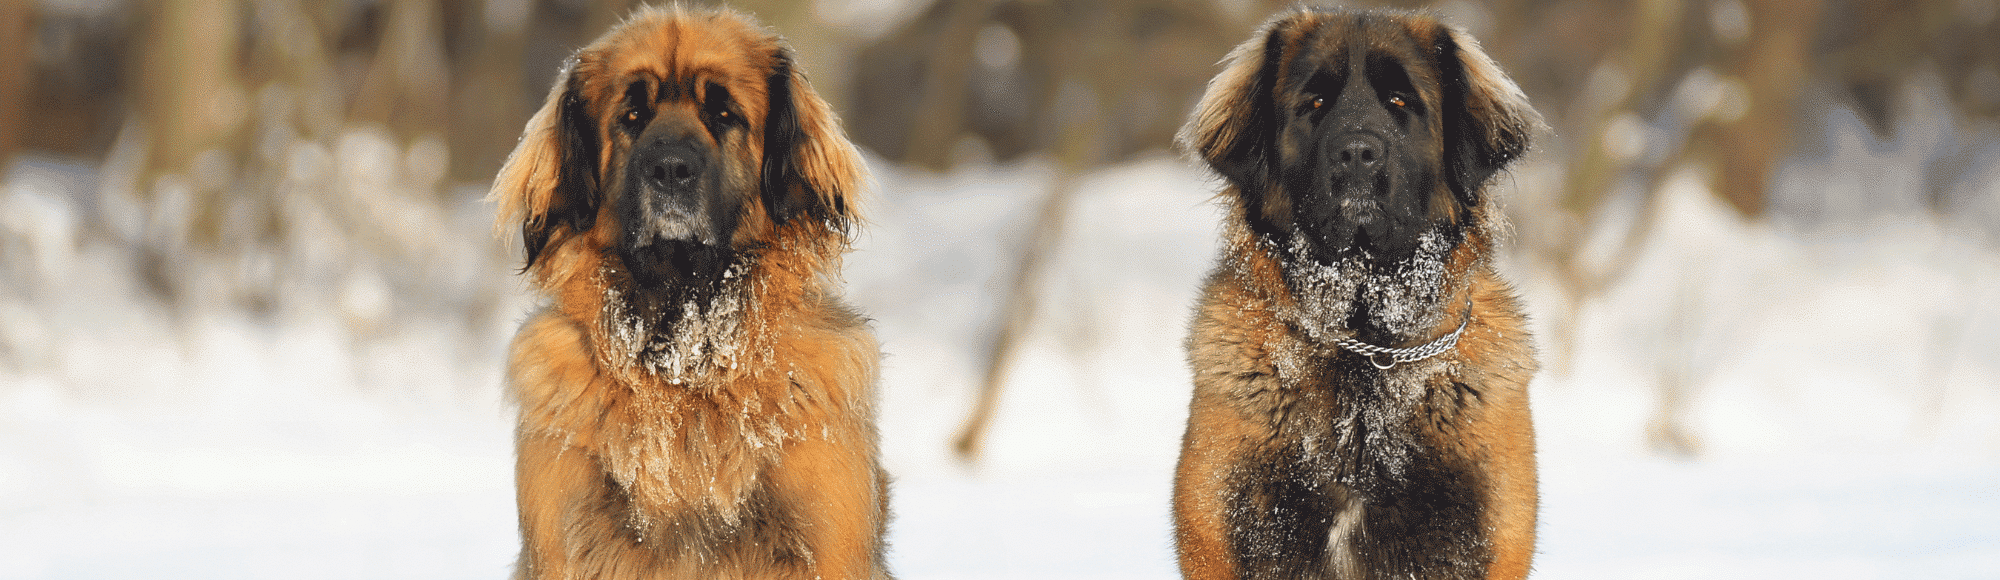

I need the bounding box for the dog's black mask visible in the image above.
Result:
[612,80,748,293]
[616,125,737,291]
[1278,50,1445,264]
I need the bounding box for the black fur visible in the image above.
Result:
[1222,359,1490,580]
[1281,15,1451,264]
[616,111,739,292]
[523,64,604,270]
[760,51,812,227]
[760,49,849,235]
[1226,449,1343,579]
[1180,8,1541,580]
[1211,19,1292,240]
[1435,33,1529,209]
[586,466,811,566]
[1203,12,1483,265]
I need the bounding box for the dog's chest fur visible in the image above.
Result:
[596,258,762,387]
[511,243,867,548]
[1189,230,1497,579]
[1238,346,1489,580]
[1269,227,1460,347]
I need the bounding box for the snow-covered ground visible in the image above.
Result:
[1,103,1997,578]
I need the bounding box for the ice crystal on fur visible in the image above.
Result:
[1249,226,1462,485]
[593,257,803,528]
[600,259,757,386]
[1272,226,1454,344]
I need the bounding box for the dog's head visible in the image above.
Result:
[491,6,862,291]
[1181,8,1539,264]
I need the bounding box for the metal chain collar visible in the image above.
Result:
[1329,299,1472,370]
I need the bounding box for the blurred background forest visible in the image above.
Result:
[2,0,1998,577]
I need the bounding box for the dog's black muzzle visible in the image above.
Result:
[1296,130,1430,263]
[618,131,736,290]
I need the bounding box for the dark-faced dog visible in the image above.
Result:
[489,6,889,579]
[1174,7,1542,580]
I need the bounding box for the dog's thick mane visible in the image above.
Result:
[1268,224,1461,344]
[493,7,885,579]
[598,256,756,386]
[591,219,851,390]
[1181,7,1534,347]
[1174,9,1541,580]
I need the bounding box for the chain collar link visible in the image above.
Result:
[1328,298,1472,369]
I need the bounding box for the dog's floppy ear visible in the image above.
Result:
[490,58,601,270]
[761,48,864,237]
[1179,15,1294,197]
[1436,25,1543,207]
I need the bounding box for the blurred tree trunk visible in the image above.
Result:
[133,0,251,252]
[350,0,450,146]
[898,0,994,171]
[1516,0,1820,376]
[729,0,858,115]
[241,0,345,143]
[846,0,1250,459]
[0,0,30,164]
[136,0,249,178]
[449,0,529,183]
[1692,0,1820,217]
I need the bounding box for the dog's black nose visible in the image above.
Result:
[644,139,704,188]
[1335,134,1385,174]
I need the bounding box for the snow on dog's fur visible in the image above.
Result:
[1174,8,1542,580]
[490,6,887,579]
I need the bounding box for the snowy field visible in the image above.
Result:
[2,104,1998,578]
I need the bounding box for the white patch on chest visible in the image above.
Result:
[1325,493,1366,579]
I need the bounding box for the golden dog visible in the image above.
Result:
[490,6,888,579]
[1173,8,1542,580]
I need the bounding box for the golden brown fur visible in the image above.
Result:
[1174,8,1540,580]
[490,6,887,579]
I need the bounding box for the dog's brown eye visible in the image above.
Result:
[626,110,642,122]
[1389,96,1406,108]
[702,82,738,127]
[1311,97,1324,109]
